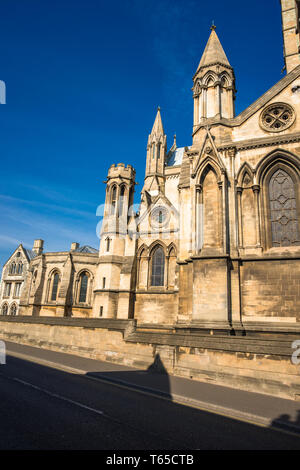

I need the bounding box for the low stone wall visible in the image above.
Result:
[0,316,300,400]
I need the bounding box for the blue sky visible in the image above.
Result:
[0,0,283,267]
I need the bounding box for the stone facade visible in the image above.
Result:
[2,1,300,329]
[0,242,39,316]
[93,1,300,329]
[17,242,98,317]
[1,1,300,399]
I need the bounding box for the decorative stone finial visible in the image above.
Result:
[210,21,216,31]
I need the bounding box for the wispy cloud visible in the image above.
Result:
[18,182,97,208]
[0,235,30,248]
[0,193,96,219]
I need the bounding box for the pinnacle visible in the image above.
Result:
[196,28,231,72]
[151,107,164,135]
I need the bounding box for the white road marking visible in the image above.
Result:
[12,376,104,416]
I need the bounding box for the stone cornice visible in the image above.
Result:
[218,132,300,152]
[193,62,233,79]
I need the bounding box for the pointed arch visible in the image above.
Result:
[10,303,17,316]
[167,242,177,257]
[194,79,202,94]
[150,244,165,287]
[256,149,300,184]
[17,262,23,274]
[137,243,149,258]
[220,73,231,87]
[256,150,300,249]
[110,184,118,215]
[75,269,94,305]
[197,162,223,251]
[148,240,167,256]
[203,72,217,86]
[10,262,16,275]
[137,245,149,289]
[196,157,223,185]
[47,269,61,302]
[119,184,126,216]
[237,162,255,188]
[167,244,177,289]
[1,303,8,316]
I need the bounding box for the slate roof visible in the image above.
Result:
[24,248,37,260]
[166,147,190,167]
[74,245,98,254]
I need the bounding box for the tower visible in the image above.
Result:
[93,163,136,318]
[281,0,300,73]
[143,107,167,197]
[192,26,236,129]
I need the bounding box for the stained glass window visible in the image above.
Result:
[269,169,300,246]
[79,272,88,303]
[51,273,59,301]
[151,246,165,286]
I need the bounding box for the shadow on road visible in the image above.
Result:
[86,353,172,400]
[1,351,300,449]
[271,409,300,434]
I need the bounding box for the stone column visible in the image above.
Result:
[236,186,243,248]
[218,179,224,251]
[202,86,207,118]
[252,184,262,247]
[215,81,221,118]
[195,184,203,253]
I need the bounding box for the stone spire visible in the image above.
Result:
[150,106,164,136]
[192,26,236,131]
[143,107,167,196]
[196,26,231,73]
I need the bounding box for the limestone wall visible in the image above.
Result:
[1,317,300,400]
[241,258,300,321]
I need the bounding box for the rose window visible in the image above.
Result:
[260,103,295,132]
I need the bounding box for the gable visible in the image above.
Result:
[230,74,300,144]
[137,194,179,235]
[2,244,31,267]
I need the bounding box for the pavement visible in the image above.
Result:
[3,339,300,437]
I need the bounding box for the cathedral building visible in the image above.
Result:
[1,0,300,399]
[2,0,300,332]
[93,0,300,330]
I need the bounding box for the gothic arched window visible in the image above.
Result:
[268,169,300,247]
[151,246,165,287]
[1,303,8,315]
[119,185,126,215]
[17,263,23,274]
[157,143,161,159]
[10,263,16,275]
[51,272,60,301]
[106,237,111,252]
[111,186,117,215]
[10,303,17,316]
[79,272,89,303]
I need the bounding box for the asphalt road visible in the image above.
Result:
[0,354,299,450]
